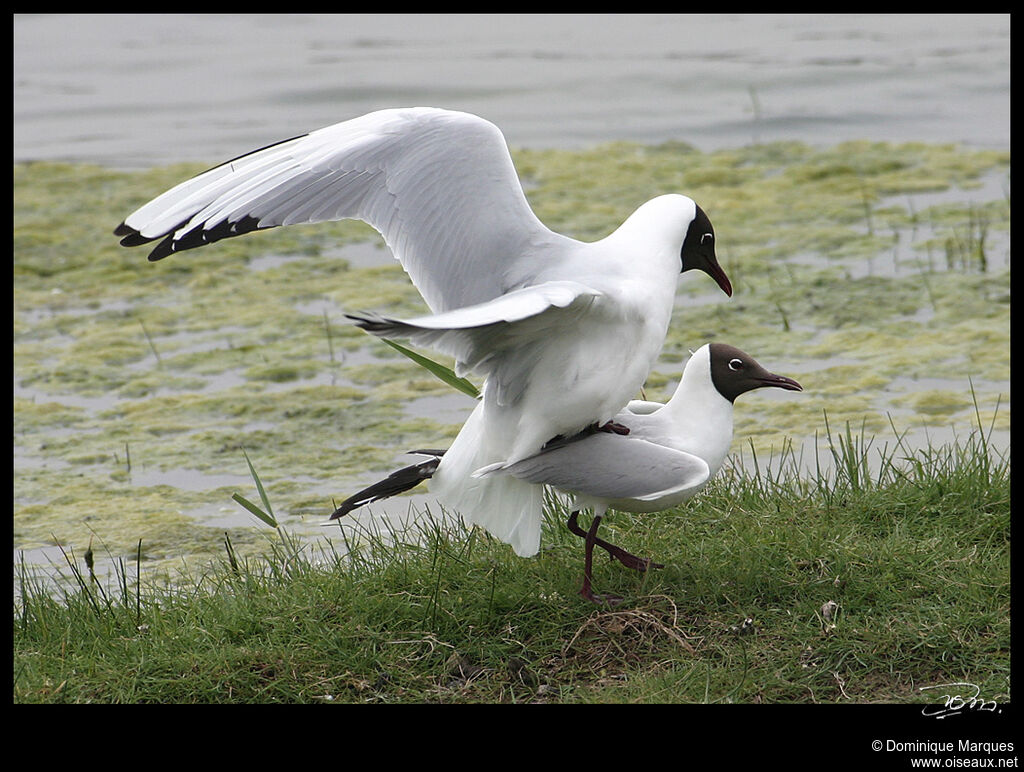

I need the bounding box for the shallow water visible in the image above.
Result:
[14,13,1010,166]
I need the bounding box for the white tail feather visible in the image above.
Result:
[430,402,545,557]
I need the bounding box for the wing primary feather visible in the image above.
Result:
[115,108,559,313]
[329,456,440,519]
[145,215,266,261]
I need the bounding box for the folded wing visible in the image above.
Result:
[492,433,711,502]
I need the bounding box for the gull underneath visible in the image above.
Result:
[113,106,733,558]
[331,343,802,603]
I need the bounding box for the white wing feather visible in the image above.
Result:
[347,280,602,403]
[117,107,564,313]
[492,434,711,501]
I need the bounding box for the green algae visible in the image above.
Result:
[14,138,1009,585]
[890,389,975,417]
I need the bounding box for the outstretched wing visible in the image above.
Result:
[115,107,561,312]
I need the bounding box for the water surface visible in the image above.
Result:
[14,13,1010,166]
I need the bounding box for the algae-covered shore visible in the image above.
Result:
[13,139,1010,587]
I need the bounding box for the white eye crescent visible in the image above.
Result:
[728,358,744,371]
[701,232,714,245]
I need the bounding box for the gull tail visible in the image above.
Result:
[431,402,545,558]
[330,450,444,520]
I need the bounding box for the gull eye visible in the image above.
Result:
[701,232,714,245]
[728,358,744,372]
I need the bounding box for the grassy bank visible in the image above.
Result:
[14,419,1009,704]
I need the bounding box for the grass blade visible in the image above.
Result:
[242,448,274,519]
[380,339,480,399]
[231,492,278,528]
[233,449,279,527]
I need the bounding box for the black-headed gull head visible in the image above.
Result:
[680,204,732,297]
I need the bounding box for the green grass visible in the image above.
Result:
[13,417,1009,704]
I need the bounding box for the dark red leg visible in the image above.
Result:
[578,513,623,605]
[567,511,663,572]
[598,421,631,435]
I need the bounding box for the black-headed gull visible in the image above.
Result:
[330,343,802,603]
[114,107,733,559]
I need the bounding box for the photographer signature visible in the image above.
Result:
[920,682,1000,718]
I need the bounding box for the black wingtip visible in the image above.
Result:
[146,236,178,262]
[329,498,368,521]
[117,214,267,261]
[118,233,154,248]
[329,457,441,520]
[115,222,158,248]
[344,311,397,333]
